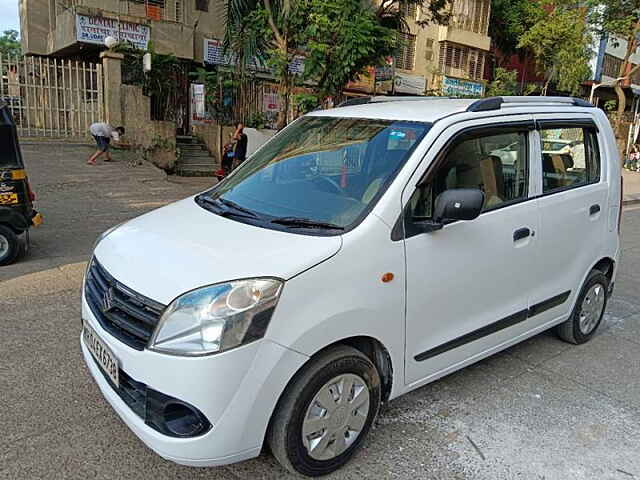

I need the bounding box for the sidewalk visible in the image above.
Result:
[623,169,640,205]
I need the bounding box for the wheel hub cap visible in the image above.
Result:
[302,373,370,461]
[579,283,606,335]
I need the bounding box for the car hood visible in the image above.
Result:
[93,197,342,305]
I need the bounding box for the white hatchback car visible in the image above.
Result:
[81,96,622,476]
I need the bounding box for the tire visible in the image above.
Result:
[0,225,21,266]
[556,269,609,344]
[267,345,381,477]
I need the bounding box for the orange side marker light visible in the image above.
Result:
[381,273,394,283]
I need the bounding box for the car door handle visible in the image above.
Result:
[590,204,601,215]
[513,227,531,242]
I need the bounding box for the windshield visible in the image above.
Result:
[198,116,430,234]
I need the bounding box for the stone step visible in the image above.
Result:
[176,143,207,150]
[176,135,197,144]
[176,158,219,167]
[175,165,218,177]
[181,151,213,158]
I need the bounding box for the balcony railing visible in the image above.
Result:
[65,0,184,23]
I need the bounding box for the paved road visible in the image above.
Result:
[2,144,640,480]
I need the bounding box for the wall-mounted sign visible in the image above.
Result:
[76,14,150,50]
[442,76,485,97]
[394,72,426,95]
[204,38,305,75]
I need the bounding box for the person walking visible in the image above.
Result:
[87,122,125,165]
[232,122,248,169]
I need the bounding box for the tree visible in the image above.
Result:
[485,67,519,97]
[0,30,21,57]
[489,0,543,57]
[588,0,640,152]
[224,0,451,127]
[518,6,592,95]
[299,0,396,101]
[224,0,304,128]
[375,0,451,31]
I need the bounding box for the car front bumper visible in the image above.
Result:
[80,293,308,467]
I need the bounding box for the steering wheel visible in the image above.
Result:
[312,176,346,196]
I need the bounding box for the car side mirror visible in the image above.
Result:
[433,188,485,222]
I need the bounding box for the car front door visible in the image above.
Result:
[401,118,540,385]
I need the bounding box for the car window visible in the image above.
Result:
[540,127,600,193]
[410,130,529,218]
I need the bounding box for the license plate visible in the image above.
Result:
[83,323,119,388]
[0,193,18,204]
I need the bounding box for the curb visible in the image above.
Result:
[623,195,640,206]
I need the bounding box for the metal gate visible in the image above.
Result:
[0,54,104,138]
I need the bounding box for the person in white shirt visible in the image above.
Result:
[87,122,125,165]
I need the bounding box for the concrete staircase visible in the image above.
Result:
[175,135,219,177]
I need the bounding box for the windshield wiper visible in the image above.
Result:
[197,195,259,219]
[271,217,344,230]
[215,197,260,218]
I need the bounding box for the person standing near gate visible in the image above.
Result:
[87,122,125,165]
[232,122,248,169]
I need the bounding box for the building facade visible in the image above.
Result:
[345,0,491,97]
[19,0,225,63]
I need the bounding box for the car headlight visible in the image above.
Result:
[148,278,283,356]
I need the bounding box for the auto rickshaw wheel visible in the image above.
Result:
[0,224,21,266]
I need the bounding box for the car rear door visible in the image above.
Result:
[527,115,608,327]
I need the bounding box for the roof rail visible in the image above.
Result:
[467,96,594,112]
[338,96,449,108]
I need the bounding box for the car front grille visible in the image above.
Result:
[84,258,165,350]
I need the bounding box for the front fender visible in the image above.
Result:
[266,217,406,399]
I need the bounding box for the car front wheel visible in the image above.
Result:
[267,345,381,477]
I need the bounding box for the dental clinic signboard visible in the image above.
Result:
[76,14,150,50]
[441,76,485,97]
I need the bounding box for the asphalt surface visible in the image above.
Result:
[1,144,640,479]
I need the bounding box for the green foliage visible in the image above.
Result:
[518,6,592,95]
[0,30,21,57]
[189,67,238,123]
[376,0,451,31]
[298,0,396,99]
[485,68,519,97]
[588,0,640,41]
[293,93,320,114]
[489,0,544,56]
[604,100,618,112]
[245,111,268,129]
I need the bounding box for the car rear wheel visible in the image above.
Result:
[0,225,21,266]
[267,345,381,477]
[556,269,609,344]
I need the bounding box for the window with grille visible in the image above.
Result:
[439,41,487,80]
[602,54,623,79]
[401,2,418,20]
[395,32,417,70]
[127,0,183,22]
[450,0,491,35]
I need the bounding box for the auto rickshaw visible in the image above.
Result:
[0,101,42,265]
